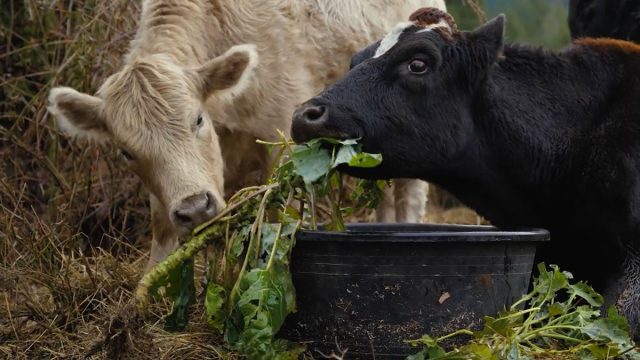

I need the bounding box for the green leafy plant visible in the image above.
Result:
[406,263,640,360]
[135,132,384,359]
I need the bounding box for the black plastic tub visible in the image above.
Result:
[280,224,549,359]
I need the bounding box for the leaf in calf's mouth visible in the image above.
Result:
[292,137,382,184]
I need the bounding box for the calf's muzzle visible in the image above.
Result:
[291,102,329,143]
[172,191,217,232]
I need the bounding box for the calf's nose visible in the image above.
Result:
[297,105,327,122]
[172,191,217,230]
[291,103,329,143]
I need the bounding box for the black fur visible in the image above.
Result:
[291,16,640,333]
[570,0,640,42]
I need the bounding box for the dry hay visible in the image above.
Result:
[0,1,486,358]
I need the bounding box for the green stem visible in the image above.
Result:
[524,340,545,352]
[308,184,317,230]
[193,184,278,234]
[510,292,534,310]
[546,310,580,327]
[276,129,296,157]
[255,138,295,147]
[227,188,273,313]
[252,189,272,266]
[266,146,286,182]
[327,171,345,231]
[521,325,582,342]
[227,186,264,203]
[528,332,584,343]
[266,223,283,271]
[520,287,553,331]
[209,238,224,284]
[337,171,344,211]
[222,220,235,289]
[618,346,637,357]
[135,223,224,311]
[436,329,474,342]
[502,307,541,320]
[513,311,546,338]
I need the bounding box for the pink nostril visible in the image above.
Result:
[174,210,192,224]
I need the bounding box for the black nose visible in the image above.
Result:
[172,192,217,230]
[291,103,329,143]
[298,105,327,122]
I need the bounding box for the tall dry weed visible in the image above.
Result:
[0,1,158,357]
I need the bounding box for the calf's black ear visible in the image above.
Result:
[350,41,381,69]
[462,14,505,86]
[471,14,505,62]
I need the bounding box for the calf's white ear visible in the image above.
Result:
[196,44,259,100]
[48,87,109,143]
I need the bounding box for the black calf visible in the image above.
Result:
[292,11,640,334]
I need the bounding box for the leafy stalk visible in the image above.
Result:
[227,188,273,313]
[407,264,640,360]
[135,223,224,311]
[135,137,384,359]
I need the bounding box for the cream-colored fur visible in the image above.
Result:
[48,0,445,270]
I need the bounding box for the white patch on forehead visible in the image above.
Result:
[416,18,451,34]
[374,22,414,58]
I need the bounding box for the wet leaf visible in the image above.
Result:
[546,302,564,317]
[274,160,294,183]
[533,263,569,297]
[164,259,196,331]
[458,344,497,360]
[292,141,332,184]
[333,144,358,168]
[229,265,296,360]
[348,151,383,168]
[582,315,633,347]
[230,225,251,259]
[205,281,226,333]
[310,137,358,146]
[605,305,631,334]
[568,282,603,307]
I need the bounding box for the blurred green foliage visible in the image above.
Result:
[446,0,571,49]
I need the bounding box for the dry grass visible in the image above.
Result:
[0,1,158,358]
[0,1,484,358]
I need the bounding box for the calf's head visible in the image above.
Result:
[292,10,505,179]
[48,44,258,236]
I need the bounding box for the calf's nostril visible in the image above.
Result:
[205,192,212,209]
[174,210,193,226]
[303,105,327,122]
[291,103,332,143]
[205,192,217,214]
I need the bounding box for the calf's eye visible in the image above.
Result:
[196,115,204,127]
[408,59,428,74]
